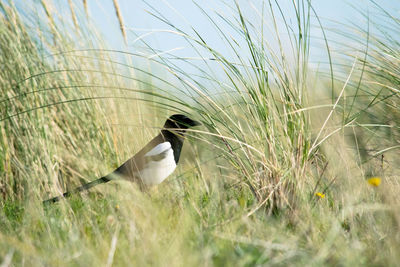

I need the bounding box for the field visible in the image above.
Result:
[0,1,399,266]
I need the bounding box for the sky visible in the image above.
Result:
[86,0,399,50]
[65,0,396,77]
[17,0,400,76]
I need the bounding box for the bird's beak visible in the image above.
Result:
[192,120,201,127]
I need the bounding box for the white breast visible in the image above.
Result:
[139,142,177,185]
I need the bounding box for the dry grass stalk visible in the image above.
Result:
[40,0,58,43]
[68,0,79,32]
[112,0,127,44]
[82,0,88,17]
[40,0,55,29]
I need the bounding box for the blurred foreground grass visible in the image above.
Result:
[0,1,399,266]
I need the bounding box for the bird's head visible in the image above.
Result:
[163,114,201,133]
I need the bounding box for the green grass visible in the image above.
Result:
[1,0,399,266]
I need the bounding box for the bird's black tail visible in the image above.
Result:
[43,176,113,205]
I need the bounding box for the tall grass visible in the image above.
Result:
[344,4,400,158]
[140,0,315,214]
[0,0,399,266]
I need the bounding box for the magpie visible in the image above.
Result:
[43,114,200,204]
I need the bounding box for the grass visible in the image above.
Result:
[0,0,399,266]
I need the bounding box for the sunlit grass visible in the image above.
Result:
[0,0,399,266]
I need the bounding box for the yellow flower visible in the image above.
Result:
[315,192,325,199]
[367,177,381,187]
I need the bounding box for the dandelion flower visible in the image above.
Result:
[315,192,325,199]
[367,177,381,187]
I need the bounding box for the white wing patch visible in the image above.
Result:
[145,142,171,157]
[140,142,177,185]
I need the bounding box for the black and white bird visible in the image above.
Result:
[43,114,200,204]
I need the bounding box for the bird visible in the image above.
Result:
[43,114,200,204]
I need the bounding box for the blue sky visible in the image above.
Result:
[18,0,399,73]
[70,0,396,76]
[87,0,399,50]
